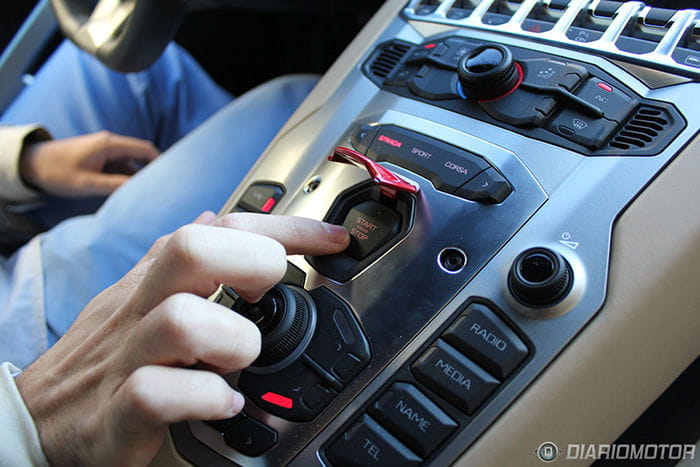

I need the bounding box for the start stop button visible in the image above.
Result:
[341,200,401,260]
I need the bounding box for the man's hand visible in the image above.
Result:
[19,131,159,197]
[16,212,349,465]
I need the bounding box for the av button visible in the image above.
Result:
[443,303,528,379]
[412,340,499,414]
[368,382,457,457]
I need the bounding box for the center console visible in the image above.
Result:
[170,1,700,465]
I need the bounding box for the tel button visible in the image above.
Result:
[325,415,422,466]
[412,340,499,414]
[368,382,457,457]
[442,303,528,379]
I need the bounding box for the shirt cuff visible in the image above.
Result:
[0,124,52,202]
[0,362,50,465]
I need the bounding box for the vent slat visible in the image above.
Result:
[609,105,671,151]
[367,42,411,81]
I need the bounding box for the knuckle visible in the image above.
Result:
[123,368,161,420]
[217,212,248,230]
[166,225,204,269]
[96,130,114,147]
[157,294,196,350]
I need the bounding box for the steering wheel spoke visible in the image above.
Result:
[51,0,187,72]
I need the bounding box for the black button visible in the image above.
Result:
[366,125,489,194]
[415,4,437,15]
[305,288,371,386]
[480,89,556,127]
[325,415,422,466]
[446,8,470,20]
[548,109,618,149]
[238,360,336,422]
[575,78,638,123]
[223,417,278,457]
[342,200,401,260]
[442,303,528,379]
[405,44,434,65]
[454,168,512,204]
[593,1,622,18]
[384,67,415,87]
[428,38,480,69]
[644,7,675,27]
[535,97,558,117]
[351,125,379,154]
[368,382,458,457]
[521,58,588,91]
[408,66,460,100]
[412,339,499,414]
[205,412,246,433]
[238,183,285,213]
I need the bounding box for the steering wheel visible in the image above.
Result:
[50,0,188,73]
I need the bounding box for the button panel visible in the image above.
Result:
[357,124,511,204]
[365,37,682,155]
[239,360,337,422]
[323,300,530,464]
[236,287,370,422]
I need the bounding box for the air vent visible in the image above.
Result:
[608,106,672,151]
[367,41,412,80]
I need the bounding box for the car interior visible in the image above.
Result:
[1,0,698,466]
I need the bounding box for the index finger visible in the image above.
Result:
[214,213,349,256]
[97,132,160,162]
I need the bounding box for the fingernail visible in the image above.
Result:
[324,223,349,244]
[228,391,245,417]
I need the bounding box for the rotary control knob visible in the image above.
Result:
[235,284,316,369]
[508,248,573,308]
[457,44,520,101]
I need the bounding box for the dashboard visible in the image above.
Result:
[159,1,700,465]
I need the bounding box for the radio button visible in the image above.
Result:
[443,303,528,379]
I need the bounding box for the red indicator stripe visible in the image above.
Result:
[261,392,293,409]
[260,197,276,213]
[597,82,613,92]
[424,43,437,49]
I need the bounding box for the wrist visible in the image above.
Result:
[18,142,44,193]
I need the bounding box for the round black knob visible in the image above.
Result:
[235,284,315,368]
[457,44,519,101]
[508,248,573,308]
